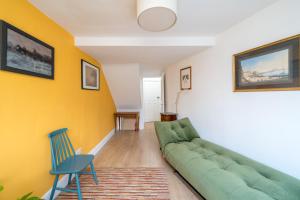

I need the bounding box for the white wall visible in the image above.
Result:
[165,0,300,179]
[103,63,144,129]
[103,63,142,109]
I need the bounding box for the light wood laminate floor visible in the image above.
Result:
[94,123,204,200]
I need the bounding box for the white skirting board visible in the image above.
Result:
[42,128,115,200]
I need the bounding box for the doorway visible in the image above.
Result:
[143,77,163,122]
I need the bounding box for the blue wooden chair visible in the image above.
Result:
[48,128,99,200]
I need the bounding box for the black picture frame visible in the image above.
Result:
[233,35,300,92]
[180,66,192,90]
[81,59,100,91]
[0,20,55,79]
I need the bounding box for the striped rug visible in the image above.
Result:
[57,167,170,200]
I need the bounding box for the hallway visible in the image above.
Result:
[94,123,203,200]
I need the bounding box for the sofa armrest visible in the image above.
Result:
[154,118,199,152]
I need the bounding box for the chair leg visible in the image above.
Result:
[75,173,82,200]
[49,175,59,200]
[90,162,99,184]
[68,173,72,185]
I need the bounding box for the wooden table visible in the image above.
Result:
[114,112,140,131]
[160,112,177,121]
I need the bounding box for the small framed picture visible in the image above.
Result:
[81,59,100,90]
[0,20,54,79]
[180,66,192,90]
[233,35,300,92]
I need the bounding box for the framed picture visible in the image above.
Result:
[81,59,100,90]
[233,35,300,92]
[180,66,192,90]
[0,20,54,79]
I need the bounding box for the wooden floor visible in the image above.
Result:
[94,123,204,200]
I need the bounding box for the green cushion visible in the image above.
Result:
[155,119,300,200]
[154,118,199,152]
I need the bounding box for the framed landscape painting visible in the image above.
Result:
[180,66,192,90]
[233,35,300,91]
[81,60,100,90]
[0,20,54,79]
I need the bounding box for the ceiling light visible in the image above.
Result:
[137,0,177,32]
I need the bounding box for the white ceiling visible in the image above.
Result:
[29,0,277,74]
[29,0,276,37]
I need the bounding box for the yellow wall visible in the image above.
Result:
[0,0,116,199]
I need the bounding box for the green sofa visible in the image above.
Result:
[154,118,300,200]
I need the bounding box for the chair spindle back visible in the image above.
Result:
[48,128,75,170]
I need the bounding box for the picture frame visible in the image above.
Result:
[81,59,100,90]
[233,35,300,92]
[0,20,55,79]
[180,66,192,90]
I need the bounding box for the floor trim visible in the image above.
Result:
[42,128,115,200]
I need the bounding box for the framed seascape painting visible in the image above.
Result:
[233,35,300,92]
[180,66,192,90]
[81,60,100,90]
[0,20,54,79]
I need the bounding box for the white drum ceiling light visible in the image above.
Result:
[137,0,177,32]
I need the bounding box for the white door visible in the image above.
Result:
[143,78,162,122]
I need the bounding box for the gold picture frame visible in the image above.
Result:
[233,34,300,92]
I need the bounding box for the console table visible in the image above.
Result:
[114,112,140,131]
